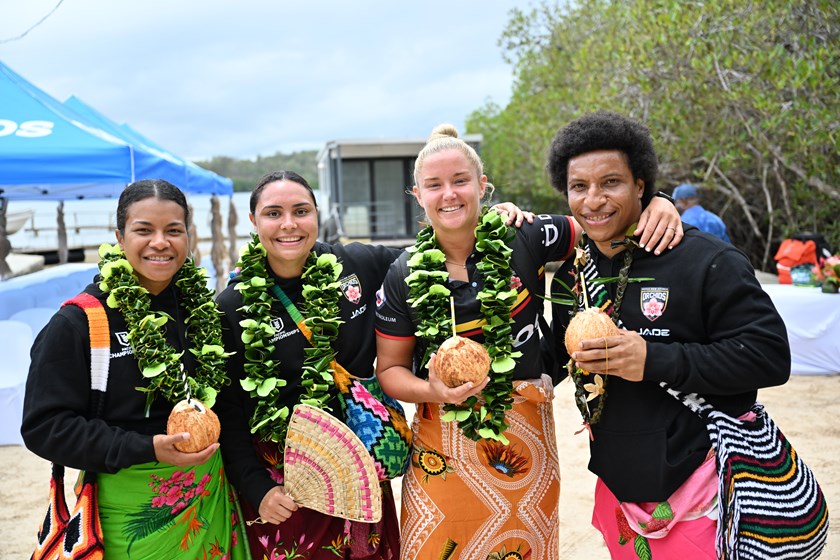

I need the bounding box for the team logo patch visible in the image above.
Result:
[340,274,362,304]
[376,287,386,308]
[115,331,130,346]
[640,287,668,321]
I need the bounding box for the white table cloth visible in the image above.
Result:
[761,284,840,375]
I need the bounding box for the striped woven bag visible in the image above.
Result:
[664,386,829,559]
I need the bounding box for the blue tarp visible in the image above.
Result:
[0,60,231,200]
[118,123,232,196]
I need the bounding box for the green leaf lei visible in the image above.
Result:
[233,234,343,444]
[96,243,232,412]
[406,209,522,444]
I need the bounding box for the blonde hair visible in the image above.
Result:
[413,123,485,188]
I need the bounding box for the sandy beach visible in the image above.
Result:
[2,373,838,559]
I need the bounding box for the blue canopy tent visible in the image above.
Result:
[0,61,233,279]
[0,60,191,200]
[63,96,232,196]
[60,97,235,288]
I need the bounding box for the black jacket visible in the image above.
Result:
[550,227,790,502]
[21,279,198,473]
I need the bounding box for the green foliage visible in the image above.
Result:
[195,150,319,193]
[468,0,840,270]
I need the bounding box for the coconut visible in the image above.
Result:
[564,307,620,356]
[435,336,491,388]
[166,399,220,453]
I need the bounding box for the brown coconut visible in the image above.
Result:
[435,336,491,388]
[167,399,221,453]
[564,307,620,356]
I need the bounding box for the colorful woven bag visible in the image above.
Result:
[32,293,109,560]
[331,365,412,480]
[664,386,829,559]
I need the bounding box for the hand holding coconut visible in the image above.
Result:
[155,398,221,466]
[427,350,490,404]
[565,308,647,382]
[426,300,492,403]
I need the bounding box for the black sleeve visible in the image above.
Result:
[373,255,416,339]
[214,288,277,511]
[343,242,403,285]
[644,248,791,394]
[21,308,155,472]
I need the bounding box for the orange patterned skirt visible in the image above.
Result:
[400,375,560,560]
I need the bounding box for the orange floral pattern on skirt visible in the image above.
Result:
[400,375,560,560]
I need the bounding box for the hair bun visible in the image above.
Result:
[428,123,459,142]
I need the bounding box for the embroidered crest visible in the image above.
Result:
[340,274,362,304]
[115,331,130,346]
[640,287,668,321]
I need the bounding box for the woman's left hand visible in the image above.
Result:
[635,196,683,255]
[491,202,535,228]
[570,330,647,382]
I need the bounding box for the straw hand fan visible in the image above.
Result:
[283,404,382,523]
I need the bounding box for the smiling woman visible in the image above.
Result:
[214,170,404,559]
[547,111,794,559]
[21,179,249,560]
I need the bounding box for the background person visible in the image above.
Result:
[548,111,789,558]
[21,180,249,559]
[374,124,683,559]
[672,182,731,242]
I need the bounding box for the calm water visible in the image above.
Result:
[6,192,254,254]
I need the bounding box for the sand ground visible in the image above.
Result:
[2,374,838,559]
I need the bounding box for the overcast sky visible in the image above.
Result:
[1,1,527,161]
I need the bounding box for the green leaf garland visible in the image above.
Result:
[406,209,520,443]
[299,253,344,410]
[233,235,288,443]
[97,243,232,411]
[233,234,342,445]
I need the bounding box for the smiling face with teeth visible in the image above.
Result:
[249,179,319,278]
[413,148,487,236]
[566,149,644,258]
[116,197,190,295]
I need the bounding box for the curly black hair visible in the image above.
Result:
[547,110,658,204]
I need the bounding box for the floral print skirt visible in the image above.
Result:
[239,438,400,560]
[96,449,250,559]
[400,375,560,560]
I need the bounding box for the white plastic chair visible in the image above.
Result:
[0,320,34,445]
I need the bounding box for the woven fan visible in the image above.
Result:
[283,404,382,523]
